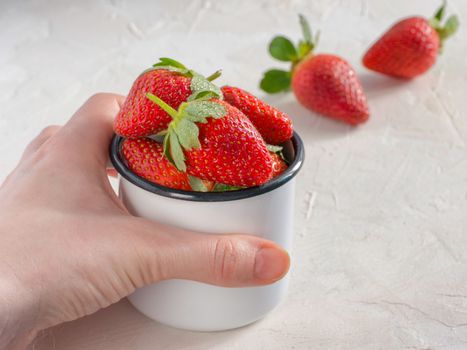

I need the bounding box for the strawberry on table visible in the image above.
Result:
[363,1,459,79]
[146,94,274,187]
[114,58,222,138]
[260,15,369,125]
[292,54,369,125]
[221,86,293,145]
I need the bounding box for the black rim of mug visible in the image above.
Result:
[109,131,304,202]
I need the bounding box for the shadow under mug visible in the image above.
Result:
[109,132,304,331]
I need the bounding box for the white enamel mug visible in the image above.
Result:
[109,133,304,331]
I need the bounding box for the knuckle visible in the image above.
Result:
[31,145,52,162]
[40,125,60,137]
[212,238,240,283]
[88,92,107,101]
[85,92,124,112]
[86,92,112,104]
[30,125,60,153]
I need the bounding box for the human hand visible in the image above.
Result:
[0,93,290,349]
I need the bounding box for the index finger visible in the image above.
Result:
[55,93,125,167]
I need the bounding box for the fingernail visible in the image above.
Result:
[254,247,290,281]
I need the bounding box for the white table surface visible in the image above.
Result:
[1,0,467,349]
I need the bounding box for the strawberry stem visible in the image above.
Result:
[260,14,319,94]
[206,70,222,82]
[146,93,179,119]
[429,1,460,52]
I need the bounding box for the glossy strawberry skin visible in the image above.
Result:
[121,137,191,190]
[185,100,273,187]
[270,153,288,178]
[221,86,293,145]
[291,54,369,125]
[363,17,440,79]
[115,69,191,137]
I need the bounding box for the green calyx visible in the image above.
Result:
[260,14,319,94]
[212,183,245,192]
[191,178,245,193]
[188,175,209,192]
[153,57,188,72]
[146,92,227,172]
[188,72,223,101]
[152,57,224,101]
[266,144,288,164]
[429,1,460,51]
[266,144,283,153]
[148,58,226,173]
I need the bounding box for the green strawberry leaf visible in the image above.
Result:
[152,58,191,75]
[174,118,201,150]
[266,144,283,153]
[212,183,245,192]
[188,72,223,101]
[269,36,298,62]
[178,103,207,123]
[439,15,460,39]
[153,57,187,69]
[191,90,219,102]
[433,0,447,22]
[260,69,291,93]
[169,131,186,172]
[445,15,460,35]
[163,132,175,165]
[182,100,226,122]
[152,65,190,75]
[188,175,208,192]
[314,30,321,48]
[299,14,312,44]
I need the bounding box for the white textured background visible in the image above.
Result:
[1,0,467,349]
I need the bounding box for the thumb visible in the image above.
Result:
[127,218,291,288]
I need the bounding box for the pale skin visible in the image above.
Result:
[0,93,290,349]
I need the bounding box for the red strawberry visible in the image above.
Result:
[121,137,191,190]
[114,58,222,137]
[221,86,293,145]
[363,3,459,79]
[185,101,273,186]
[270,152,288,178]
[146,94,273,187]
[260,15,369,125]
[292,54,369,125]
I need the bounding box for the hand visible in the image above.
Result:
[0,93,290,349]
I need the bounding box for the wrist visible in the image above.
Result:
[0,270,38,349]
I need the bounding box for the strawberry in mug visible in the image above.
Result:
[114,58,295,192]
